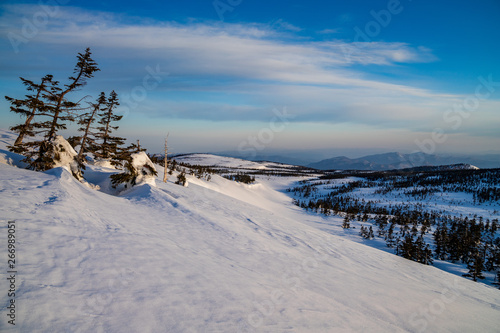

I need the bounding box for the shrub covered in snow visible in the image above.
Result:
[175,170,188,187]
[35,135,84,180]
[110,151,158,188]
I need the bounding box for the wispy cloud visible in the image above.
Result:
[0,4,494,139]
[318,28,342,35]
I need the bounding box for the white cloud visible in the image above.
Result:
[1,3,497,148]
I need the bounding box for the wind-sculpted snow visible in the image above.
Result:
[0,140,499,331]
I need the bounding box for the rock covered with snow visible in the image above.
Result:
[47,135,83,180]
[130,151,157,186]
[110,151,158,189]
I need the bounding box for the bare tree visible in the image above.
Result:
[163,133,169,182]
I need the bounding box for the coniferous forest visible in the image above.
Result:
[287,167,500,286]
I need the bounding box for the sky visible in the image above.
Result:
[0,0,499,159]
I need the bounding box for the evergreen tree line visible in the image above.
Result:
[224,173,256,184]
[288,171,500,287]
[318,168,500,203]
[6,48,156,187]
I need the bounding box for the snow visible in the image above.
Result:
[174,153,299,171]
[50,135,83,179]
[0,130,499,332]
[129,151,157,186]
[87,156,115,169]
[0,131,28,168]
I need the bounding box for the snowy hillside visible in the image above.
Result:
[173,153,316,174]
[1,130,500,332]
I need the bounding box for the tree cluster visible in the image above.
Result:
[6,48,156,188]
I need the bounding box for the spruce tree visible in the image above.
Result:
[493,269,500,290]
[423,244,433,265]
[359,225,367,237]
[7,48,100,174]
[6,75,53,148]
[463,251,485,282]
[368,226,374,239]
[175,170,187,186]
[342,215,351,229]
[385,222,396,248]
[45,47,100,141]
[70,92,107,164]
[94,90,125,166]
[398,234,415,261]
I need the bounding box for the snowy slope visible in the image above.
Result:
[174,153,301,170]
[1,132,500,332]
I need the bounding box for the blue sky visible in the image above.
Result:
[0,0,499,158]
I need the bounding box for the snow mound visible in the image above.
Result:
[111,151,158,191]
[50,135,83,179]
[130,151,157,186]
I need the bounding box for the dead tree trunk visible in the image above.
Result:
[163,133,169,183]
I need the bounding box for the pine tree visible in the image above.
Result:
[463,251,485,282]
[385,222,396,248]
[93,90,125,166]
[493,268,500,290]
[359,225,367,237]
[45,47,100,141]
[368,226,374,239]
[423,244,433,265]
[170,159,177,172]
[6,75,53,147]
[7,48,100,174]
[70,92,107,164]
[342,215,351,229]
[175,170,187,186]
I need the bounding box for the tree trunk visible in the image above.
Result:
[14,79,47,145]
[163,134,169,182]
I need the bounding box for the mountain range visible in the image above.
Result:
[308,152,500,170]
[307,152,486,171]
[217,150,500,171]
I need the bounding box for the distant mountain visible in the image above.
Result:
[213,149,500,170]
[308,152,497,171]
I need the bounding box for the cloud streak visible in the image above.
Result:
[0,4,498,154]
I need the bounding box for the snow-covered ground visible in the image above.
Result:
[1,130,499,332]
[174,153,308,172]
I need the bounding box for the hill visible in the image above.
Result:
[1,130,499,332]
[308,152,495,170]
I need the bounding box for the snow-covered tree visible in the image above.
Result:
[7,48,100,176]
[110,151,158,189]
[342,215,351,229]
[175,170,188,187]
